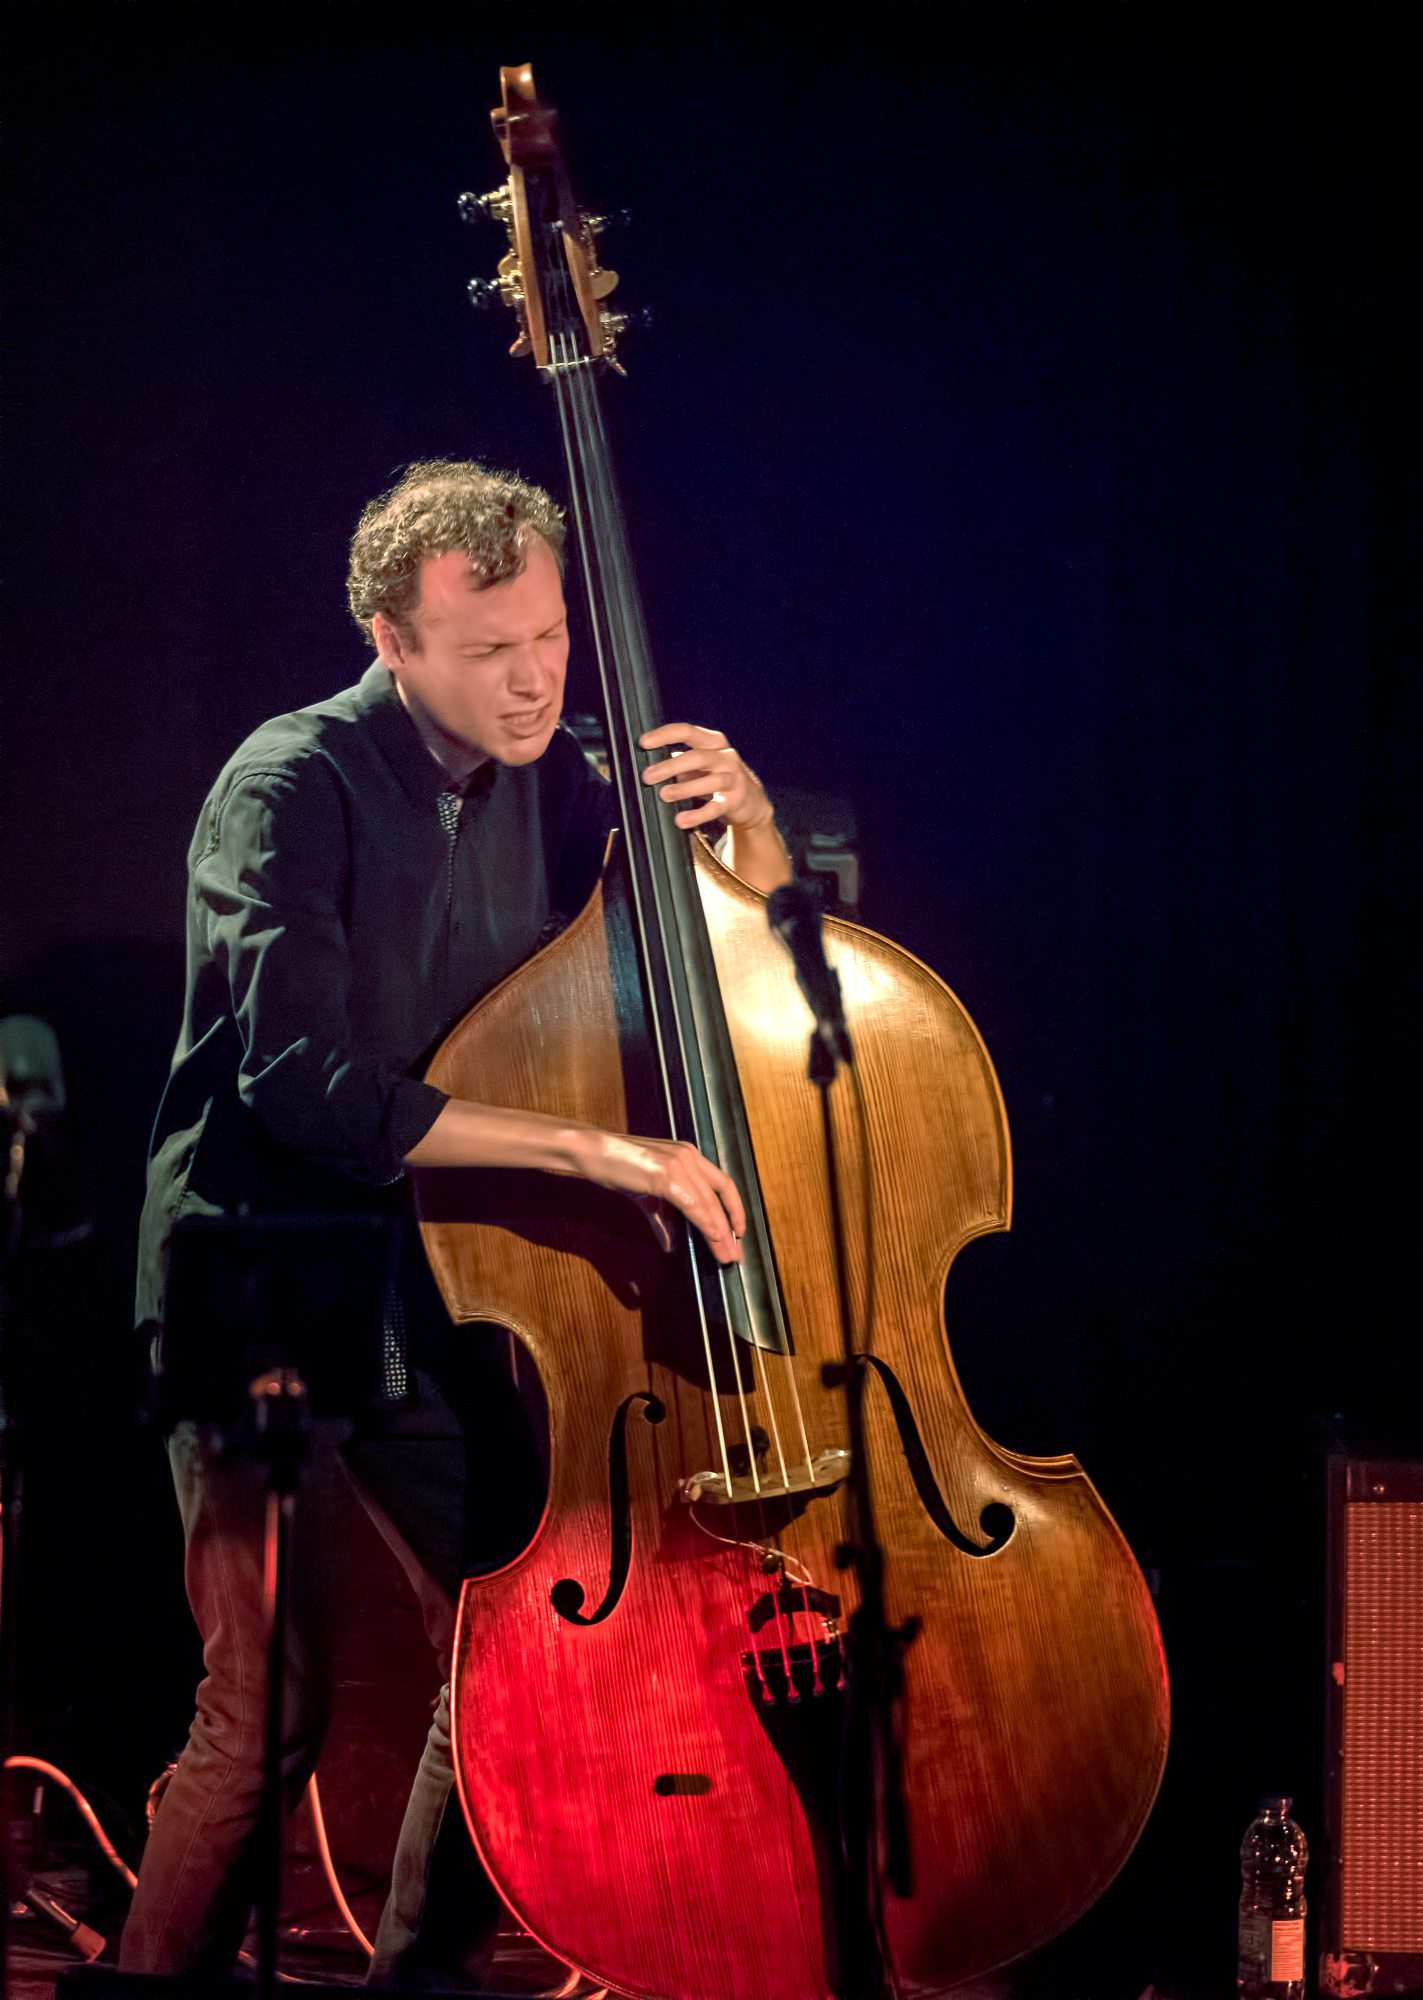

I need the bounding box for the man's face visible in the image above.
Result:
[375,535,569,769]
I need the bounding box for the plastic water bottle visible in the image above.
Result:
[1238,1795,1308,1999]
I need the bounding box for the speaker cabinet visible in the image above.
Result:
[1322,1457,1423,1998]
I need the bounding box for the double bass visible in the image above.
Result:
[415,66,1168,2000]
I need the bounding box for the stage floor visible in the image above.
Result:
[6,1895,620,1999]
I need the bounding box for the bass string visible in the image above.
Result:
[547,357,696,1219]
[558,333,829,1531]
[538,232,828,1565]
[552,335,735,1503]
[566,338,824,1508]
[568,348,774,1518]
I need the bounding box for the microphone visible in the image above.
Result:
[766,882,853,1066]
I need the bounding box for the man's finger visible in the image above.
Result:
[658,779,729,805]
[698,1154,747,1240]
[673,802,727,830]
[639,725,727,755]
[676,1190,741,1262]
[641,757,721,787]
[643,770,713,795]
[668,1149,746,1260]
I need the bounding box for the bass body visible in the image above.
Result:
[417,835,1168,2000]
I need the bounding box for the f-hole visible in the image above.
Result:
[863,1357,1015,1555]
[550,1392,666,1625]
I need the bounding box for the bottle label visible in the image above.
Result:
[1271,1920,1305,1983]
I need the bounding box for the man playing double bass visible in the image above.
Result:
[122,459,792,1981]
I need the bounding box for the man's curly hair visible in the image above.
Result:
[346,459,566,644]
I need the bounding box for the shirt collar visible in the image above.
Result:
[354,662,495,812]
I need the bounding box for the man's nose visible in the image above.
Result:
[507,645,550,694]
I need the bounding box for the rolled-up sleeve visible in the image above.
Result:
[193,761,447,1178]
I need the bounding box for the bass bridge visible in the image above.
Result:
[676,1446,849,1507]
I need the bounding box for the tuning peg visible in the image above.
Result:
[583,207,632,236]
[604,306,654,337]
[458,188,512,228]
[467,276,500,311]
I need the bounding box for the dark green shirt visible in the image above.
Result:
[137,662,613,1323]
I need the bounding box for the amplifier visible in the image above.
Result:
[1322,1457,1423,1998]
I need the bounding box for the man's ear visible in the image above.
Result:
[372,612,414,673]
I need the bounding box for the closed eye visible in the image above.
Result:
[458,623,564,660]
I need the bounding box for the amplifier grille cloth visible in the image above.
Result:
[1342,1500,1423,1950]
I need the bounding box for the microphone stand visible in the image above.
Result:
[248,1365,309,2000]
[1,1095,31,1990]
[767,886,914,2000]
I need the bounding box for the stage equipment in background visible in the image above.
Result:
[1322,1457,1423,1999]
[563,711,612,781]
[2,1013,73,1986]
[2,1754,136,1966]
[768,788,861,916]
[415,61,1170,2000]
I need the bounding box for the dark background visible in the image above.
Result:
[2,4,1418,1993]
